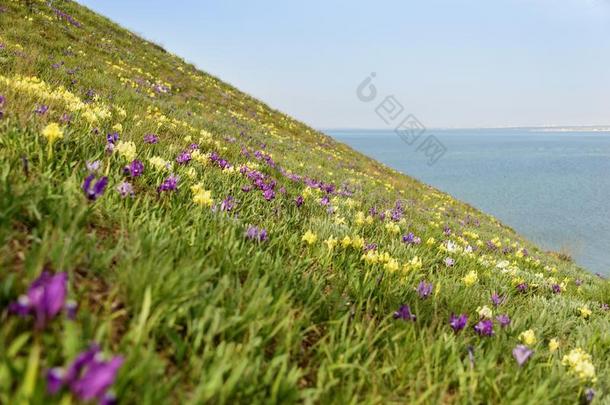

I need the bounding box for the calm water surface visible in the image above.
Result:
[326,128,610,276]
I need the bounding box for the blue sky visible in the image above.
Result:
[78,0,610,129]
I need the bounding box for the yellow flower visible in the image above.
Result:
[519,329,537,346]
[385,222,400,234]
[190,183,213,206]
[562,348,596,382]
[549,339,560,353]
[115,141,136,161]
[324,236,337,251]
[578,306,592,319]
[302,230,317,245]
[355,211,365,226]
[426,237,436,246]
[149,156,170,171]
[341,235,352,248]
[477,305,493,319]
[41,123,64,144]
[351,235,364,249]
[112,123,123,133]
[384,258,399,272]
[462,271,478,286]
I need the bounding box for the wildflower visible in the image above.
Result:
[158,174,179,193]
[449,313,468,332]
[245,226,268,242]
[47,344,123,403]
[516,283,528,293]
[302,230,317,245]
[519,329,537,345]
[263,188,275,201]
[551,284,562,294]
[549,338,560,353]
[325,236,338,251]
[384,258,399,272]
[402,233,418,245]
[144,133,158,144]
[82,174,108,201]
[123,159,144,177]
[9,271,68,329]
[341,235,352,248]
[477,305,493,319]
[220,196,236,212]
[393,305,416,321]
[496,314,511,327]
[35,104,49,115]
[115,141,136,161]
[86,160,101,173]
[0,95,4,106]
[149,156,170,171]
[42,123,64,145]
[176,150,191,165]
[191,184,213,206]
[106,132,119,144]
[474,319,494,336]
[417,281,433,299]
[444,257,455,267]
[462,270,478,286]
[491,292,504,307]
[578,305,592,319]
[562,348,596,382]
[512,345,533,366]
[116,181,134,198]
[584,388,595,403]
[295,195,304,207]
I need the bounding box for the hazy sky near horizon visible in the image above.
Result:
[78,0,610,129]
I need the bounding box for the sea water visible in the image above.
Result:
[326,128,610,276]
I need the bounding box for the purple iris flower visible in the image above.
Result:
[263,189,275,201]
[106,132,119,144]
[0,94,5,106]
[551,284,562,294]
[443,225,451,236]
[449,313,468,333]
[474,319,494,336]
[320,196,330,206]
[158,174,179,193]
[585,388,595,403]
[86,160,101,173]
[516,283,528,293]
[116,181,134,198]
[402,233,415,244]
[444,257,455,267]
[221,196,236,212]
[47,344,123,404]
[512,345,533,366]
[82,175,108,201]
[123,159,144,177]
[9,271,68,329]
[295,195,304,207]
[143,133,158,144]
[176,150,191,165]
[364,243,377,252]
[393,305,416,321]
[417,281,433,299]
[491,292,505,307]
[245,226,268,242]
[35,104,49,115]
[496,314,511,327]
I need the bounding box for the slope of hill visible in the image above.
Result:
[0,1,608,403]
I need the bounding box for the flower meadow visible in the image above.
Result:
[0,1,609,404]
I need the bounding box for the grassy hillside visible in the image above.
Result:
[0,1,609,404]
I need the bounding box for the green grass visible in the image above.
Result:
[0,1,609,404]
